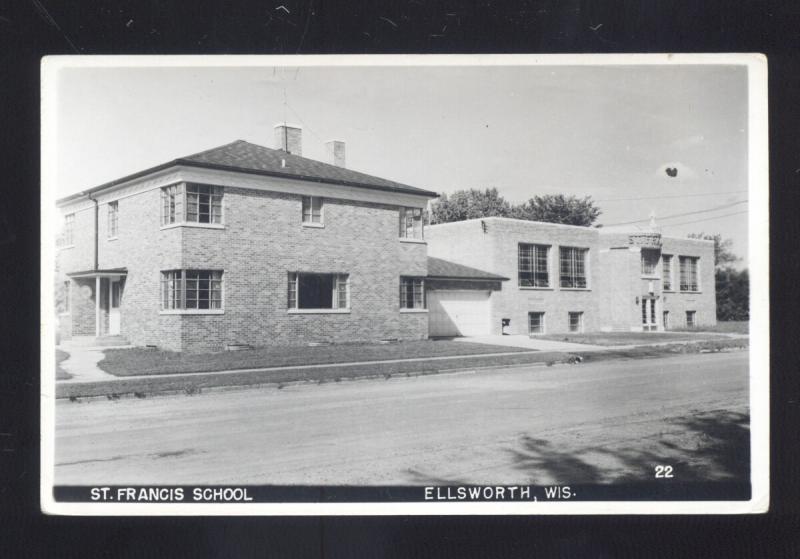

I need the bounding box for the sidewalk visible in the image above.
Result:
[58,341,131,383]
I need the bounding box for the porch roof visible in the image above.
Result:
[426,257,508,281]
[67,268,128,278]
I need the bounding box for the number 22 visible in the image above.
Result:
[655,465,674,478]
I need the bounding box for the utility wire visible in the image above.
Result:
[603,199,748,227]
[657,210,748,228]
[595,189,747,202]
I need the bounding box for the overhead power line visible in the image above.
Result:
[603,199,748,227]
[595,189,747,202]
[657,210,748,228]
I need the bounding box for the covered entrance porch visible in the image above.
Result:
[66,268,127,339]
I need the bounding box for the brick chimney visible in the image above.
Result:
[325,140,346,168]
[274,123,302,156]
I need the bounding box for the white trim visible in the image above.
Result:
[107,236,119,242]
[399,238,426,244]
[159,222,226,231]
[399,308,428,314]
[159,309,225,315]
[301,222,325,229]
[287,308,351,315]
[58,165,433,216]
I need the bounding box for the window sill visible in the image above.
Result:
[287,308,351,314]
[160,222,225,231]
[678,290,702,294]
[58,245,75,250]
[559,287,591,291]
[641,275,660,280]
[302,222,325,228]
[159,309,225,315]
[663,289,675,293]
[519,286,554,291]
[400,308,428,313]
[399,237,426,244]
[107,236,119,242]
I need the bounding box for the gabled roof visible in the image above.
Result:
[58,140,438,204]
[427,257,508,281]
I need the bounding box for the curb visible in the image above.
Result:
[57,360,558,402]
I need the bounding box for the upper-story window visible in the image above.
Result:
[519,243,549,288]
[302,196,323,225]
[400,277,425,310]
[662,254,673,290]
[62,213,75,246]
[641,249,659,277]
[107,201,119,238]
[560,247,588,288]
[161,183,223,226]
[399,207,424,240]
[679,256,699,291]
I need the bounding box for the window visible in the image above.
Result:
[400,207,424,239]
[288,273,349,310]
[107,201,119,238]
[662,255,673,290]
[160,270,223,311]
[63,213,75,246]
[302,196,323,224]
[161,183,223,226]
[686,310,696,328]
[528,312,545,334]
[560,247,588,288]
[400,277,425,309]
[641,249,659,277]
[568,312,583,333]
[519,243,550,287]
[679,256,699,291]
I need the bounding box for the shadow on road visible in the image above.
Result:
[508,409,750,484]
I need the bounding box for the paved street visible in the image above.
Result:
[54,351,749,486]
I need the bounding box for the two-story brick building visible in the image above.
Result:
[56,125,439,352]
[425,217,716,337]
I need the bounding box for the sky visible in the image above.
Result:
[52,62,750,266]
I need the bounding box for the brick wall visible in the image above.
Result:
[59,181,429,352]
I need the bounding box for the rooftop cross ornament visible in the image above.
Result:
[649,210,657,229]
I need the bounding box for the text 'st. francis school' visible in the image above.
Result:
[56,125,715,352]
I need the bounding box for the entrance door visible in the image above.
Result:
[109,278,123,335]
[641,297,657,331]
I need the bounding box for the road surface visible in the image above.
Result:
[54,351,749,485]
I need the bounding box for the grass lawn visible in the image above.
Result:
[538,331,731,346]
[671,321,749,335]
[98,339,531,377]
[57,338,749,400]
[56,349,72,380]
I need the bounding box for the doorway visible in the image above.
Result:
[109,278,123,335]
[641,297,657,332]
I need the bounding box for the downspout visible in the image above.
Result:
[86,192,99,271]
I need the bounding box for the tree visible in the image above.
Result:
[688,233,748,321]
[715,268,749,321]
[512,194,601,227]
[687,232,739,269]
[429,190,601,227]
[428,188,513,224]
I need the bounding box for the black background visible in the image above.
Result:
[1,1,799,557]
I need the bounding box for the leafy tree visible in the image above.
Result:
[428,188,513,224]
[688,232,739,269]
[715,267,749,321]
[429,190,601,227]
[512,194,601,227]
[688,233,748,321]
